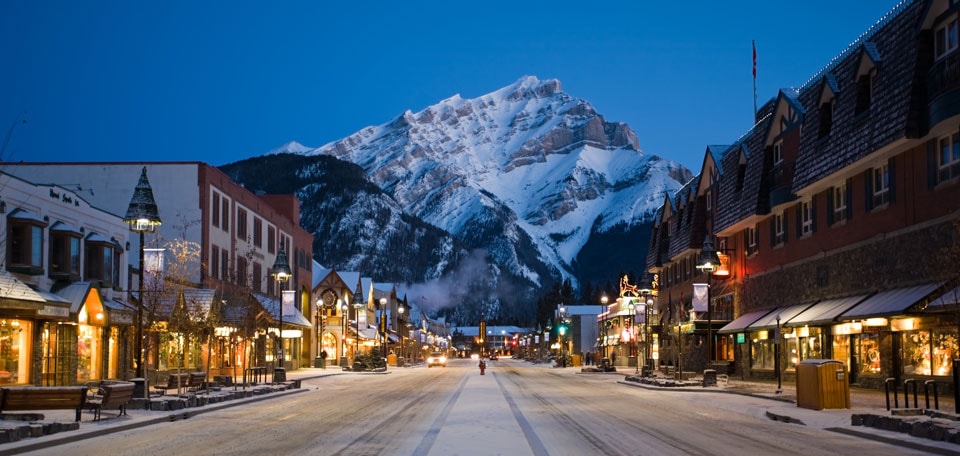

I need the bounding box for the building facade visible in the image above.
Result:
[1,171,135,385]
[646,0,960,389]
[4,162,315,384]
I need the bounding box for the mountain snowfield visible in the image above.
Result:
[279,76,691,288]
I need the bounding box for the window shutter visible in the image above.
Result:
[864,169,874,211]
[783,212,789,243]
[888,158,897,204]
[826,188,835,226]
[769,217,776,247]
[795,205,802,238]
[845,179,854,221]
[927,139,938,189]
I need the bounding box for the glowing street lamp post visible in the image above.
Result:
[270,247,292,383]
[339,299,348,367]
[123,166,162,384]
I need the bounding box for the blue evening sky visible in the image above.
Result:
[1,1,903,171]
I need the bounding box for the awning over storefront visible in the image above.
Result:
[785,294,870,327]
[0,269,45,310]
[839,282,942,319]
[34,290,71,320]
[718,309,772,334]
[746,303,814,331]
[927,285,960,308]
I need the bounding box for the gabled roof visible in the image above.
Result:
[154,288,218,320]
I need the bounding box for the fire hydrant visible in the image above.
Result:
[479,360,486,375]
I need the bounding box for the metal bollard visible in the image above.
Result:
[903,379,918,408]
[885,377,898,410]
[924,380,939,410]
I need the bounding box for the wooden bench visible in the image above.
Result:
[0,386,88,422]
[151,373,189,397]
[185,372,206,393]
[87,381,134,421]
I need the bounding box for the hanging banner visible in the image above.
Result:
[692,283,709,312]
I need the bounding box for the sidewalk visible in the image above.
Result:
[0,368,346,455]
[613,370,960,454]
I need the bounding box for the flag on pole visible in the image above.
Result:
[752,40,757,77]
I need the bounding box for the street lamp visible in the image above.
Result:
[628,301,638,374]
[776,314,783,395]
[697,234,721,373]
[379,297,387,359]
[353,301,362,364]
[398,304,405,360]
[270,247,292,383]
[123,166,162,381]
[600,295,609,363]
[339,299,348,367]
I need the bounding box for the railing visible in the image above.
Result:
[927,52,960,103]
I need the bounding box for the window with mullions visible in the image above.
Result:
[6,212,45,274]
[938,131,960,183]
[773,141,783,165]
[773,212,785,246]
[799,201,814,237]
[832,185,848,224]
[745,225,759,256]
[935,15,959,60]
[49,224,81,281]
[872,163,890,207]
[84,234,115,286]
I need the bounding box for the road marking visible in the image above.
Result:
[411,375,468,456]
[495,372,550,456]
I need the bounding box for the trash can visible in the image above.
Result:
[796,359,850,410]
[130,378,148,398]
[702,369,717,387]
[314,357,326,368]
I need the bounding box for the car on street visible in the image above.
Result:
[427,352,447,367]
[488,353,498,360]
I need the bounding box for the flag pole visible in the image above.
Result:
[752,40,758,119]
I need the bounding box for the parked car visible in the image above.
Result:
[488,353,498,360]
[427,352,447,367]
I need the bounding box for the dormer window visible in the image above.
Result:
[854,46,879,117]
[773,140,783,166]
[935,15,959,60]
[855,72,873,116]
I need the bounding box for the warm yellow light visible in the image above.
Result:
[891,318,917,331]
[864,318,888,327]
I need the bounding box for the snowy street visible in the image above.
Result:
[18,358,941,456]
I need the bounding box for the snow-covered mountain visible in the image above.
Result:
[286,76,692,289]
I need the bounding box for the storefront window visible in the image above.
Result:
[0,319,30,384]
[861,332,881,374]
[785,336,798,370]
[833,334,850,373]
[750,337,774,369]
[903,329,958,376]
